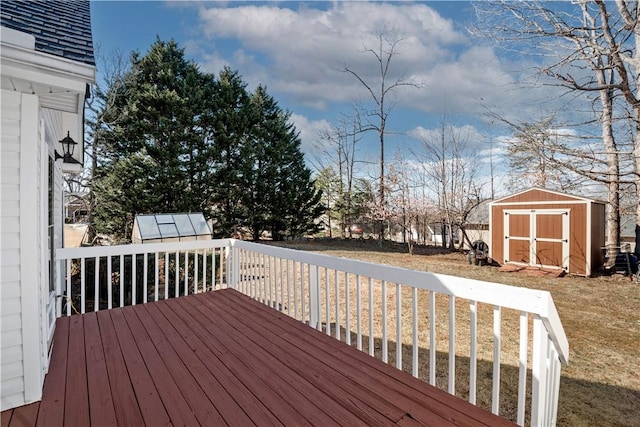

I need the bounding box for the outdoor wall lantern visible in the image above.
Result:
[55,131,81,164]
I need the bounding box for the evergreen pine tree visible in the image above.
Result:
[247,86,324,239]
[94,39,216,240]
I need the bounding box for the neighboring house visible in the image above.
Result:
[64,191,90,222]
[426,222,457,247]
[1,1,95,411]
[459,200,491,251]
[619,214,637,253]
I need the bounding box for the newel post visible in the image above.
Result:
[225,243,240,289]
[309,265,319,329]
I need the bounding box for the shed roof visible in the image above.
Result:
[1,0,95,65]
[491,187,606,205]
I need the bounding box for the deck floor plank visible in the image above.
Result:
[154,299,283,427]
[142,302,255,426]
[131,304,226,425]
[96,310,146,427]
[108,308,172,426]
[1,402,38,427]
[120,305,201,427]
[202,291,454,427]
[170,294,333,426]
[188,292,413,426]
[184,293,368,427]
[4,288,517,427]
[35,317,69,427]
[215,289,515,427]
[82,312,118,427]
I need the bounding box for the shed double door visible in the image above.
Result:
[504,209,570,271]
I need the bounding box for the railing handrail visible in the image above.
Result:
[56,238,233,259]
[232,240,569,365]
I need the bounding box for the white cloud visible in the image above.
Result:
[193,2,485,110]
[289,113,333,158]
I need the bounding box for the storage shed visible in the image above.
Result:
[132,213,211,244]
[489,188,606,276]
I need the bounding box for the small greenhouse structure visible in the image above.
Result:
[132,213,212,244]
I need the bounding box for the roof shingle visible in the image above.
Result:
[1,0,95,66]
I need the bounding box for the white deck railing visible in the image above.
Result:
[56,238,569,427]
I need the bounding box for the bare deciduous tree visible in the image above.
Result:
[341,27,422,240]
[474,1,640,259]
[412,116,483,249]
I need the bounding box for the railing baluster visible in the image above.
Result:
[429,291,436,386]
[66,258,71,316]
[531,315,549,426]
[268,256,273,308]
[94,256,99,312]
[107,256,113,309]
[184,251,189,296]
[550,347,561,426]
[368,277,374,356]
[211,249,216,291]
[301,263,306,322]
[154,252,159,301]
[325,267,330,335]
[202,249,207,293]
[143,253,148,304]
[119,254,124,308]
[293,261,298,320]
[252,251,257,298]
[412,287,418,377]
[492,305,502,415]
[280,257,285,312]
[449,295,455,394]
[396,283,402,370]
[517,311,528,425]
[345,272,350,345]
[195,249,199,294]
[334,269,339,340]
[132,254,137,305]
[470,301,478,404]
[80,257,85,313]
[219,248,223,286]
[175,252,179,298]
[164,252,169,300]
[286,259,291,316]
[356,275,362,350]
[382,280,387,363]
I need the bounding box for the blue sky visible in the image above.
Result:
[90,1,569,193]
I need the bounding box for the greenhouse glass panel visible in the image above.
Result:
[132,213,212,243]
[158,223,179,238]
[174,214,196,237]
[189,213,211,235]
[137,216,161,239]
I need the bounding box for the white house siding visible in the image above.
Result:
[1,89,26,410]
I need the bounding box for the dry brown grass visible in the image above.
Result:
[265,239,640,427]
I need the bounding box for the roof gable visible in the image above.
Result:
[491,187,604,205]
[1,0,95,66]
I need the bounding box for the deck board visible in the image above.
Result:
[2,288,516,426]
[83,312,118,427]
[64,314,90,427]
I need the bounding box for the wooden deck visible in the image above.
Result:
[2,289,515,426]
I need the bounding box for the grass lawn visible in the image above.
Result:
[269,239,640,427]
